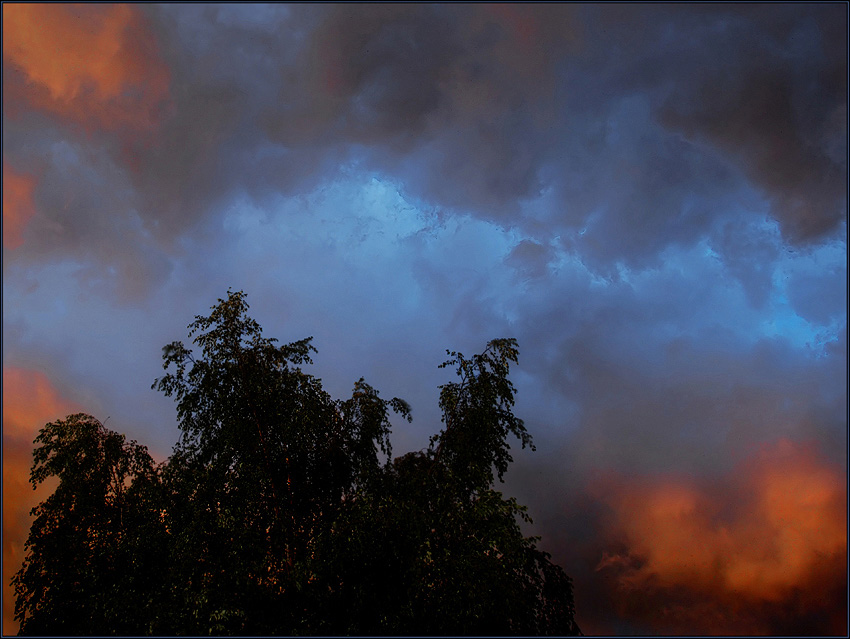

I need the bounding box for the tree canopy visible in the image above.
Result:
[13,290,581,636]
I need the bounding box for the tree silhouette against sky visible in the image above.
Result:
[14,290,581,636]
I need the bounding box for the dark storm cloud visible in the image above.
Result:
[505,239,555,281]
[551,97,746,272]
[132,4,319,236]
[5,4,844,297]
[262,3,844,273]
[159,3,846,259]
[3,4,845,635]
[548,3,846,273]
[655,4,847,244]
[256,3,573,218]
[2,4,174,299]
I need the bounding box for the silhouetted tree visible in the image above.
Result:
[13,290,580,636]
[12,414,165,635]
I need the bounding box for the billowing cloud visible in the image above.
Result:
[657,6,847,245]
[260,3,844,273]
[4,4,843,292]
[2,3,171,134]
[0,135,173,302]
[2,368,81,636]
[593,439,846,635]
[2,3,174,299]
[1,4,845,636]
[258,4,577,218]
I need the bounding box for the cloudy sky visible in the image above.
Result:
[2,4,847,635]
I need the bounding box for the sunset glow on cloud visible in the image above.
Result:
[596,439,847,634]
[2,3,170,132]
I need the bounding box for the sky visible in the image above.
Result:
[1,3,847,635]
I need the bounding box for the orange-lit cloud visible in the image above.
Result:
[2,3,171,133]
[2,368,80,636]
[2,368,78,439]
[2,164,37,250]
[594,439,848,635]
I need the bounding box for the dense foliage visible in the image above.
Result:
[13,290,581,636]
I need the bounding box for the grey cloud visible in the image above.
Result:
[656,7,847,244]
[505,239,555,282]
[7,3,843,302]
[549,4,846,275]
[784,247,848,326]
[3,4,322,298]
[2,121,173,302]
[465,236,844,513]
[552,99,745,274]
[711,218,782,309]
[260,4,573,217]
[164,3,844,256]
